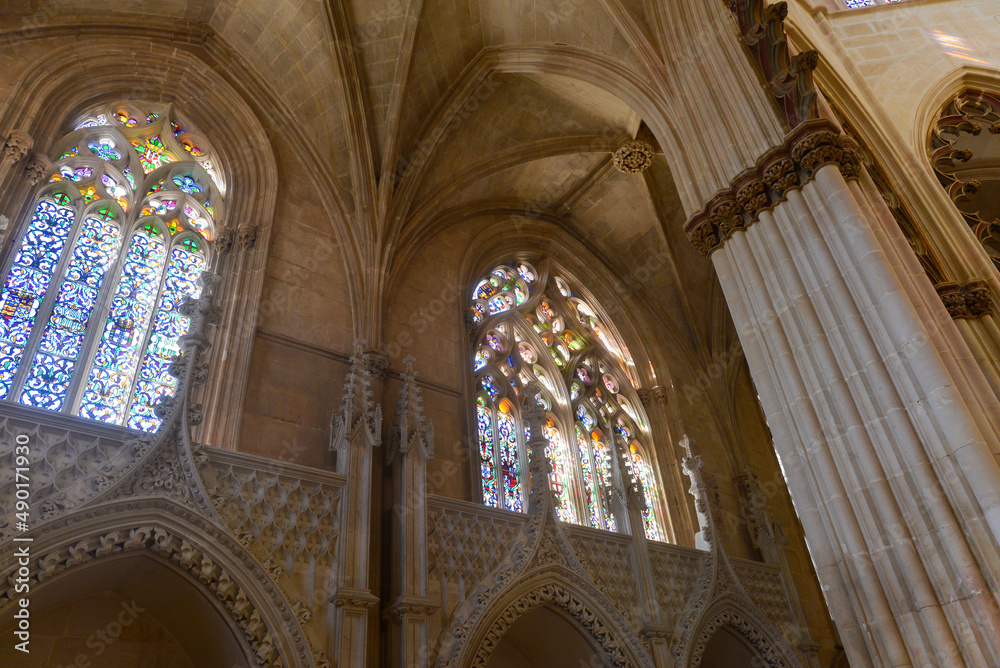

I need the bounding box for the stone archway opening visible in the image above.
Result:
[487,604,614,668]
[0,552,251,667]
[698,625,764,668]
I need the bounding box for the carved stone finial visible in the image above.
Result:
[24,153,51,185]
[937,280,994,319]
[2,130,33,163]
[612,139,654,174]
[330,340,383,454]
[391,355,434,462]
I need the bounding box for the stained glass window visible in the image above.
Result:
[0,101,224,432]
[630,447,665,541]
[469,259,668,540]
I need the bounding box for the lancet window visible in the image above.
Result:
[0,102,224,432]
[469,259,667,540]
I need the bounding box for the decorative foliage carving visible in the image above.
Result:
[689,607,793,668]
[24,153,52,185]
[214,226,237,254]
[237,224,258,250]
[0,516,304,666]
[472,583,633,667]
[936,280,994,319]
[684,120,860,256]
[2,129,32,163]
[612,139,654,174]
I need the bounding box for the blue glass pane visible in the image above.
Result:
[78,227,165,425]
[126,244,204,432]
[20,216,120,410]
[0,199,76,398]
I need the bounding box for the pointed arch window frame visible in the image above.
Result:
[467,258,670,540]
[0,103,224,433]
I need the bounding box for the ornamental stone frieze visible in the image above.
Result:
[936,280,994,319]
[684,120,861,256]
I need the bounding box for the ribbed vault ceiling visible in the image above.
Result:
[0,0,732,364]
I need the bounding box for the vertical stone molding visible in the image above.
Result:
[329,342,383,666]
[711,152,1000,665]
[385,357,437,667]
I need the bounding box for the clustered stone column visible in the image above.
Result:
[686,119,1000,666]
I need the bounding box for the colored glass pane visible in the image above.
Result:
[474,349,488,371]
[615,420,632,441]
[20,216,120,410]
[170,120,184,137]
[570,381,582,401]
[126,244,204,431]
[130,136,175,173]
[61,147,79,158]
[481,375,500,401]
[517,342,535,364]
[543,420,577,524]
[576,405,594,431]
[123,168,136,189]
[603,374,619,394]
[577,426,600,529]
[102,174,127,198]
[497,410,522,512]
[80,187,99,204]
[593,437,615,531]
[173,175,202,194]
[146,112,159,124]
[115,110,138,127]
[575,366,592,384]
[486,333,503,352]
[180,138,203,156]
[88,140,121,161]
[477,398,499,508]
[632,453,664,541]
[78,226,166,425]
[0,200,76,398]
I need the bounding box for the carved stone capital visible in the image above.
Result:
[381,596,438,622]
[684,120,859,256]
[2,130,33,163]
[361,348,391,381]
[735,177,769,219]
[936,280,993,319]
[330,588,380,610]
[636,388,652,408]
[214,227,236,254]
[24,153,51,185]
[652,385,668,404]
[236,225,257,250]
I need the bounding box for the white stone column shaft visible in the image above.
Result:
[713,163,1000,666]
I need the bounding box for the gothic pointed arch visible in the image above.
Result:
[685,596,801,668]
[467,570,651,668]
[0,35,286,449]
[0,497,317,666]
[467,257,670,539]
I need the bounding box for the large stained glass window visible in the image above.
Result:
[0,101,224,433]
[469,260,668,541]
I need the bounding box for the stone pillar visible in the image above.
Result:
[329,344,383,666]
[385,358,437,667]
[687,120,1000,666]
[0,131,35,248]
